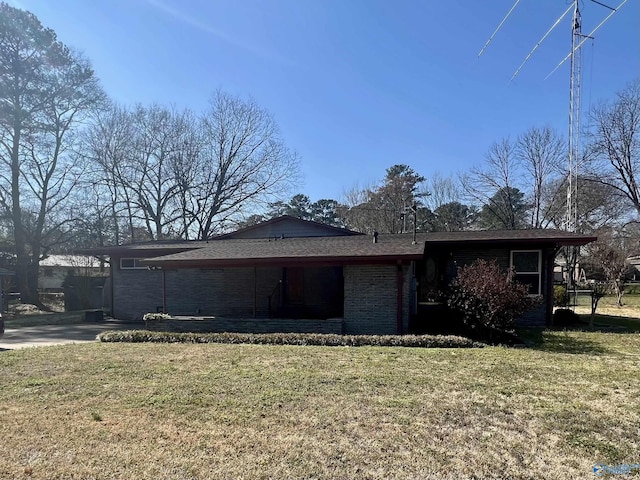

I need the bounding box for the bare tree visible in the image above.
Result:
[541,176,632,232]
[463,138,527,229]
[0,3,105,303]
[516,126,565,228]
[82,93,299,242]
[168,112,202,239]
[81,104,137,244]
[184,91,300,239]
[586,79,640,218]
[585,227,636,306]
[423,172,461,211]
[126,105,194,240]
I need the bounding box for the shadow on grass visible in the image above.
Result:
[518,313,640,355]
[588,314,640,333]
[527,330,610,355]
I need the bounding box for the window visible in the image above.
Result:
[510,250,541,295]
[43,267,54,277]
[120,258,147,270]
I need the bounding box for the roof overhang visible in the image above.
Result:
[78,246,200,257]
[144,254,424,269]
[425,236,597,248]
[83,229,597,270]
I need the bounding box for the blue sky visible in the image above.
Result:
[10,0,639,202]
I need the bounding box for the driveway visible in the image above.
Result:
[0,319,141,350]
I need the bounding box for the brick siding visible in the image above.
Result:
[343,264,412,335]
[112,266,163,321]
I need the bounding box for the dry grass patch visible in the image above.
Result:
[1,331,639,479]
[574,293,640,319]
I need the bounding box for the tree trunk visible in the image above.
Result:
[615,283,624,307]
[25,263,40,306]
[11,126,33,303]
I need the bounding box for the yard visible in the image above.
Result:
[1,324,639,479]
[574,291,640,320]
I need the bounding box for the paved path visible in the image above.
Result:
[0,320,141,350]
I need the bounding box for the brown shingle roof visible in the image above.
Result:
[144,233,427,267]
[142,229,595,268]
[216,215,360,239]
[79,240,210,256]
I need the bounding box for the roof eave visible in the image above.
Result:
[143,253,424,269]
[77,246,200,257]
[425,236,597,247]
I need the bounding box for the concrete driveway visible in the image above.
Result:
[0,319,141,350]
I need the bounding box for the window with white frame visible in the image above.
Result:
[119,258,147,270]
[510,250,541,295]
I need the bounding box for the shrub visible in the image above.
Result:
[143,312,171,321]
[446,259,536,340]
[97,330,484,348]
[553,308,581,326]
[553,285,570,307]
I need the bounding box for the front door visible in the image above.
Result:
[284,267,304,305]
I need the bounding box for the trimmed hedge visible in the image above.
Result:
[97,330,484,348]
[142,313,171,321]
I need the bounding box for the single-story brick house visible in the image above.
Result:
[84,216,595,334]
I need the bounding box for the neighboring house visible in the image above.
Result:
[84,216,595,334]
[553,259,587,285]
[39,255,104,292]
[628,255,640,281]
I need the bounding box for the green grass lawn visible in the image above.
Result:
[1,330,639,479]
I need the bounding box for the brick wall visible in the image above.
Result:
[112,266,163,321]
[165,268,223,316]
[343,264,412,335]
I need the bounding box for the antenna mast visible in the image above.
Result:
[566,1,582,234]
[479,0,626,236]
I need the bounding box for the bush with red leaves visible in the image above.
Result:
[447,259,536,336]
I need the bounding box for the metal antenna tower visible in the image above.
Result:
[479,0,626,292]
[480,0,627,236]
[566,1,583,234]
